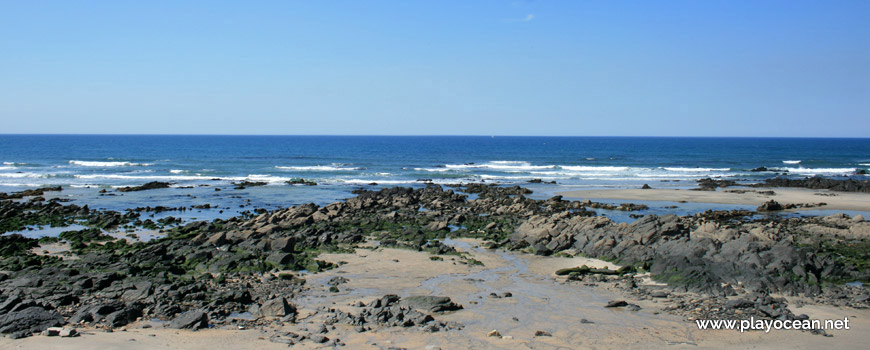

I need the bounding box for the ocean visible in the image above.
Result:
[1,135,868,223]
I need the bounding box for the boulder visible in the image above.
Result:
[270,237,295,252]
[169,310,208,330]
[400,296,463,313]
[757,200,784,211]
[0,306,64,338]
[258,297,296,317]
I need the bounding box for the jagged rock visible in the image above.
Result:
[258,297,296,317]
[0,306,64,338]
[169,310,208,330]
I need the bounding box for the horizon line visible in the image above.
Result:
[0,133,868,139]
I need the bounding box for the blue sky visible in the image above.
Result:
[1,1,868,136]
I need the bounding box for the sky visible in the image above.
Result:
[1,1,868,137]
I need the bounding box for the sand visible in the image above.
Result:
[558,187,870,212]
[3,237,867,349]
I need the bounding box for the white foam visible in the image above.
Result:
[0,166,15,170]
[444,161,555,171]
[0,182,44,187]
[560,166,630,172]
[0,172,43,178]
[661,167,730,172]
[169,169,185,174]
[782,160,802,164]
[275,165,360,171]
[860,163,870,166]
[245,174,296,184]
[336,178,460,185]
[69,160,152,167]
[774,167,856,175]
[74,174,224,181]
[414,168,453,172]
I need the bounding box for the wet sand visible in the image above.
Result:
[4,238,867,349]
[558,187,870,212]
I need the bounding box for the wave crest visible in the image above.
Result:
[69,160,152,167]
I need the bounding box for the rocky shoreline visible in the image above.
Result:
[0,182,868,344]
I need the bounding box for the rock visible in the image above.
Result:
[270,237,295,252]
[534,330,552,336]
[169,310,208,330]
[650,290,669,298]
[605,300,628,308]
[205,232,227,246]
[0,306,64,338]
[44,327,62,336]
[327,276,349,286]
[265,252,295,268]
[757,200,784,211]
[310,335,329,343]
[487,329,501,337]
[580,318,593,324]
[641,184,651,189]
[106,306,142,327]
[117,181,171,192]
[60,328,78,337]
[258,297,296,317]
[425,221,449,232]
[400,296,463,313]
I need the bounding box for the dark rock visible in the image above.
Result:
[757,200,784,211]
[400,296,463,313]
[117,181,171,192]
[310,335,329,344]
[605,300,628,308]
[0,306,64,338]
[169,310,208,330]
[258,297,296,317]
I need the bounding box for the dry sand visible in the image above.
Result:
[2,238,868,349]
[559,187,870,212]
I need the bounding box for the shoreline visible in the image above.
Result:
[558,187,870,212]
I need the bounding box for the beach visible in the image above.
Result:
[558,187,870,212]
[2,238,868,349]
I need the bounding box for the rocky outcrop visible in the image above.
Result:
[509,211,869,299]
[754,176,870,192]
[117,181,171,192]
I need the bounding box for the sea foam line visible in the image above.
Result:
[772,167,856,175]
[69,160,152,167]
[444,161,556,171]
[275,165,361,171]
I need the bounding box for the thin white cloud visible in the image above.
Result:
[504,14,535,23]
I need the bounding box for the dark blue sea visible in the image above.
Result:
[1,135,868,224]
